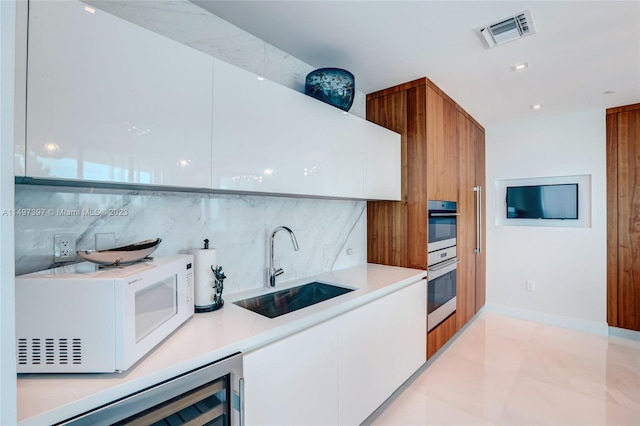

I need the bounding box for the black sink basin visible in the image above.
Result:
[234,281,354,318]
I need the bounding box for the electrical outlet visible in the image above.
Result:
[54,233,76,262]
[526,280,536,292]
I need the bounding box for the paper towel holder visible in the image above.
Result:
[195,264,226,313]
[211,265,226,311]
[194,239,226,313]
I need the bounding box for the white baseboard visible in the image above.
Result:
[609,326,640,342]
[480,303,609,336]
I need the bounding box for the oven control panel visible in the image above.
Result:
[428,245,457,267]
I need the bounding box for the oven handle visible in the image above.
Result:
[428,258,459,271]
[474,185,482,254]
[429,212,461,217]
[428,259,459,280]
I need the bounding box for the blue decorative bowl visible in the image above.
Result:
[304,68,355,112]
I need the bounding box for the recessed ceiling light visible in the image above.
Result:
[530,104,543,110]
[511,62,529,71]
[604,90,615,95]
[256,76,265,81]
[84,6,96,14]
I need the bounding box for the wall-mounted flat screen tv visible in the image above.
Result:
[506,183,578,219]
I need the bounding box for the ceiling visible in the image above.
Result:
[191,0,640,128]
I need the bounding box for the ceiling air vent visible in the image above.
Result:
[478,10,536,49]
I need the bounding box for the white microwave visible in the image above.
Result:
[15,255,195,373]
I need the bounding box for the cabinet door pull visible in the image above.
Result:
[474,186,482,254]
[429,212,461,217]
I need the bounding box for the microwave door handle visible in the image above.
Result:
[474,186,482,254]
[429,212,461,217]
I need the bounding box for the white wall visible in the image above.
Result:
[0,0,17,423]
[485,108,607,328]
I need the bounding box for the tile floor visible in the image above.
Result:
[366,312,640,425]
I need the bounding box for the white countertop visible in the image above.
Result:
[17,263,426,425]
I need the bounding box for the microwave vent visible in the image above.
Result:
[478,9,536,49]
[17,337,82,366]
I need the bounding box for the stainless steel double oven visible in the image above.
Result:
[427,200,459,332]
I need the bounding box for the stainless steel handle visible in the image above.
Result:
[429,212,461,217]
[239,377,245,426]
[428,258,459,272]
[474,186,482,254]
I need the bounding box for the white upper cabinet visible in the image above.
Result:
[14,1,28,177]
[212,58,400,200]
[212,58,362,198]
[22,1,399,200]
[363,123,402,200]
[25,1,214,188]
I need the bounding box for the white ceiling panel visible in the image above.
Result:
[191,0,640,128]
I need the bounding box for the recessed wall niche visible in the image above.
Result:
[495,174,591,228]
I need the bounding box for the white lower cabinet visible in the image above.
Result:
[243,318,339,426]
[243,280,426,426]
[337,280,426,425]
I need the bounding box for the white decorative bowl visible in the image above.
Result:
[77,238,162,265]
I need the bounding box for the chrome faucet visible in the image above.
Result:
[269,226,300,287]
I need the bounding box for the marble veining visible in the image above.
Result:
[15,185,367,294]
[83,0,366,118]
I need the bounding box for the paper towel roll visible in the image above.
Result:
[192,248,217,309]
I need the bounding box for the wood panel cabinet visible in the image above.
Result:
[426,86,459,201]
[426,313,457,359]
[474,124,487,312]
[606,103,640,332]
[366,78,486,359]
[456,111,486,329]
[366,90,410,267]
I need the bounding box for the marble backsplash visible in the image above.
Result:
[14,185,367,294]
